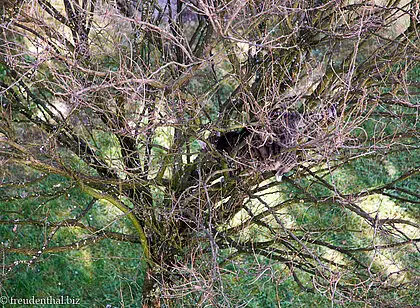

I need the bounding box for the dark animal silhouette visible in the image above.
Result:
[214,129,250,154]
[212,105,337,181]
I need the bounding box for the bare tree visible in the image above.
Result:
[1,0,419,306]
